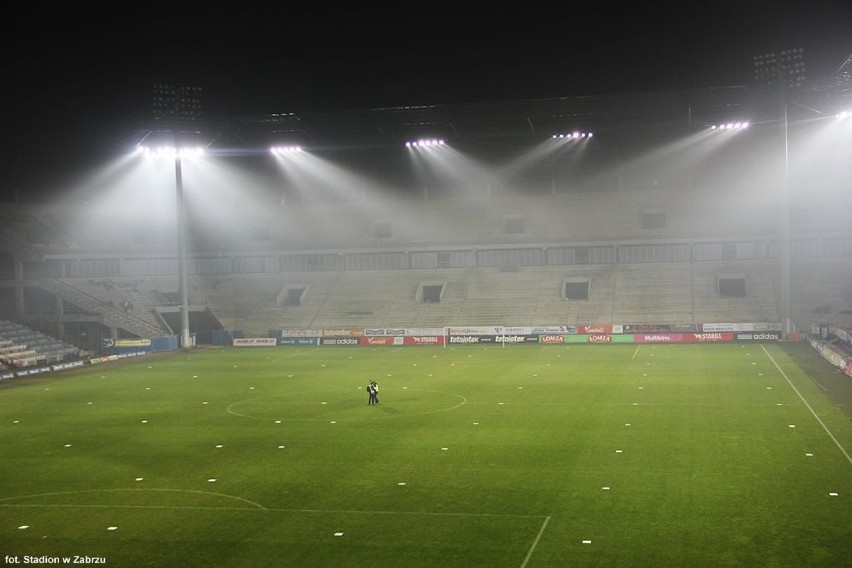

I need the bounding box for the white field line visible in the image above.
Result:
[632,346,640,360]
[761,344,852,466]
[520,515,551,568]
[0,499,545,520]
[0,488,268,510]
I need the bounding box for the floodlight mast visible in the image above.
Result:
[754,50,803,338]
[153,84,201,349]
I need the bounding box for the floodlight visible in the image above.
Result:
[137,145,205,159]
[710,121,749,131]
[753,48,806,90]
[406,139,445,147]
[551,131,593,139]
[838,111,851,119]
[270,145,302,154]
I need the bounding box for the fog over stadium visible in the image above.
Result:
[4,11,852,568]
[1,8,852,353]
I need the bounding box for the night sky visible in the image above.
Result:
[2,6,851,202]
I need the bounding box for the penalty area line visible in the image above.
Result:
[520,515,550,568]
[761,344,852,466]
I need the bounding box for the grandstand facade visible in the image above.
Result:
[1,74,851,353]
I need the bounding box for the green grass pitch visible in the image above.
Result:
[1,343,851,567]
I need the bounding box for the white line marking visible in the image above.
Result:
[520,515,550,568]
[0,489,269,510]
[0,499,547,520]
[761,345,852,466]
[632,346,640,360]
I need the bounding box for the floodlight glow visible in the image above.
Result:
[137,145,205,159]
[551,131,593,139]
[838,111,851,119]
[270,145,302,154]
[710,121,749,131]
[406,139,445,147]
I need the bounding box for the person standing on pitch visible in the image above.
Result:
[370,380,379,405]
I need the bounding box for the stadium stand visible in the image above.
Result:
[0,320,81,370]
[1,82,850,348]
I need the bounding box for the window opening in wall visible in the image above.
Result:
[505,217,525,234]
[564,280,590,300]
[422,284,443,303]
[285,287,305,306]
[372,222,392,238]
[717,275,747,297]
[642,211,666,230]
[249,225,270,241]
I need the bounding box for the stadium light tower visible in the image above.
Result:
[153,84,202,349]
[753,49,806,338]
